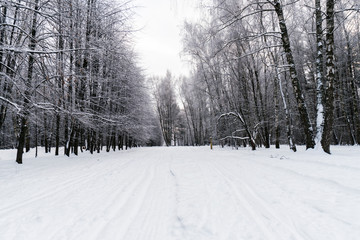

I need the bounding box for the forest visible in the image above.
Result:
[154,0,360,154]
[1,0,360,163]
[0,0,162,164]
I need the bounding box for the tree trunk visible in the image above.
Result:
[314,0,325,147]
[342,20,360,144]
[74,127,79,156]
[112,132,116,151]
[118,133,123,150]
[97,133,102,153]
[25,127,30,152]
[321,0,335,154]
[274,77,280,149]
[125,133,128,150]
[16,117,27,164]
[55,114,60,155]
[65,120,75,157]
[277,66,297,152]
[0,5,8,130]
[16,0,39,163]
[55,0,65,156]
[64,114,69,156]
[273,0,315,149]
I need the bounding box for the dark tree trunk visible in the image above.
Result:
[0,5,7,73]
[64,114,69,156]
[55,114,60,156]
[56,0,65,156]
[106,136,110,152]
[16,117,27,164]
[106,127,111,152]
[74,127,79,156]
[35,122,38,157]
[321,0,335,154]
[97,133,102,153]
[125,134,128,150]
[273,0,315,149]
[0,6,8,130]
[65,121,75,157]
[25,127,30,152]
[274,77,280,149]
[118,133,123,150]
[89,130,94,154]
[44,114,49,154]
[112,132,116,151]
[0,105,7,130]
[128,136,133,149]
[16,0,39,163]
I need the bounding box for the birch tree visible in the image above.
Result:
[321,0,335,153]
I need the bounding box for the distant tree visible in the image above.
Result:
[153,72,181,146]
[180,76,210,146]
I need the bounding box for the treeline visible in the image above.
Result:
[182,0,360,153]
[0,0,160,163]
[154,0,360,153]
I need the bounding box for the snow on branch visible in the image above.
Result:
[0,97,21,112]
[232,129,247,134]
[305,3,360,14]
[282,0,302,7]
[212,32,281,58]
[219,136,249,141]
[2,0,57,19]
[0,47,97,55]
[218,111,245,125]
[253,121,269,130]
[237,45,283,59]
[216,9,275,34]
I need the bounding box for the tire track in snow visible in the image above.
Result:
[196,160,246,240]
[169,154,219,240]
[121,159,171,240]
[0,156,135,216]
[203,160,281,240]
[270,155,360,172]
[206,159,309,240]
[128,160,175,240]
[30,149,162,240]
[123,149,178,240]
[169,167,188,239]
[168,153,187,239]
[228,157,360,238]
[48,158,146,239]
[93,158,156,240]
[171,155,256,240]
[243,157,360,195]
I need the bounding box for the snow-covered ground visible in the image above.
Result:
[0,146,359,240]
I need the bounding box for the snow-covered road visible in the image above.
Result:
[1,146,359,240]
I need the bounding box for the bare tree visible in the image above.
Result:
[153,72,181,146]
[1,0,160,162]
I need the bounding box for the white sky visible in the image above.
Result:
[132,0,200,78]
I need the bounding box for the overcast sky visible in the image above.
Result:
[133,0,200,78]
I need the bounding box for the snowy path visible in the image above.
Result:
[0,146,359,240]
